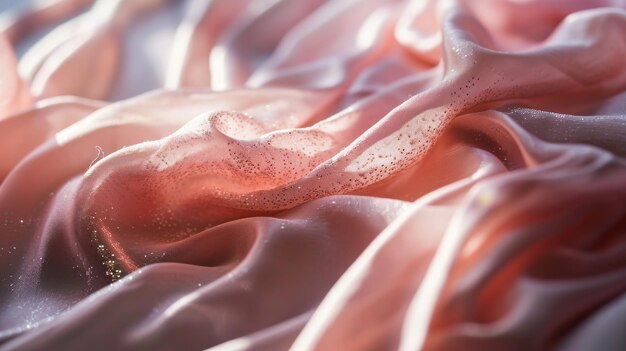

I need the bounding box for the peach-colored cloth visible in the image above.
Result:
[0,0,625,350]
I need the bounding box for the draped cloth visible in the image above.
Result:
[0,0,625,350]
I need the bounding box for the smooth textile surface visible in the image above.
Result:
[0,0,625,350]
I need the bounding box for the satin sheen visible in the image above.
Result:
[0,0,626,350]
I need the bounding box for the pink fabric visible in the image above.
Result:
[1,0,625,350]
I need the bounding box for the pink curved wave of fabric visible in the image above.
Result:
[0,0,625,350]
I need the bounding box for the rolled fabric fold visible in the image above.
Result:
[0,1,625,350]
